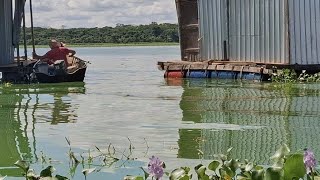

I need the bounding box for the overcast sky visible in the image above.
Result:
[23,0,178,28]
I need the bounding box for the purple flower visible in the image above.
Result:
[148,156,165,179]
[304,149,317,174]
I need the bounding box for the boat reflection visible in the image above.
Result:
[177,79,320,164]
[0,82,85,177]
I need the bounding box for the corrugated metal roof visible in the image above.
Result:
[0,0,14,65]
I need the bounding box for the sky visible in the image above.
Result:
[23,0,178,28]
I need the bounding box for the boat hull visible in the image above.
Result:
[35,67,86,83]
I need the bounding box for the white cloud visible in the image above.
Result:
[23,0,177,28]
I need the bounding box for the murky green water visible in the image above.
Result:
[1,46,320,179]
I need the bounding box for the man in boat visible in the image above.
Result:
[33,39,76,67]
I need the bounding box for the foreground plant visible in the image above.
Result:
[304,149,318,179]
[124,145,320,180]
[0,175,6,180]
[148,156,165,179]
[14,160,68,180]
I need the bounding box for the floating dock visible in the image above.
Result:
[159,0,320,81]
[158,61,269,80]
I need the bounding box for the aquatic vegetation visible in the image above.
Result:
[14,160,68,180]
[11,142,320,180]
[126,145,319,180]
[271,69,298,83]
[304,149,317,174]
[147,156,165,180]
[271,69,320,83]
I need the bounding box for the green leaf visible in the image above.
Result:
[194,164,209,180]
[14,160,30,172]
[283,153,306,180]
[208,160,220,171]
[237,174,250,180]
[178,175,191,180]
[40,166,55,177]
[245,162,254,172]
[223,166,235,178]
[226,159,239,172]
[169,167,190,180]
[123,176,144,180]
[265,167,284,180]
[55,175,69,180]
[271,144,290,163]
[243,171,252,179]
[82,168,96,176]
[254,166,264,170]
[252,169,264,180]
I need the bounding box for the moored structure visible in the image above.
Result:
[0,0,36,82]
[158,0,320,80]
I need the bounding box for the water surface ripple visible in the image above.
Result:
[1,46,320,179]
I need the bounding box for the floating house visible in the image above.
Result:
[0,0,36,82]
[159,0,320,80]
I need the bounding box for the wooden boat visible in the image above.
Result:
[33,56,88,83]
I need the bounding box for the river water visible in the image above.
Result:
[1,46,320,179]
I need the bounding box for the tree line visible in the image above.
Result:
[21,22,179,45]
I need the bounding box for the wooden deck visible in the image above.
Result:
[158,60,272,74]
[158,60,320,74]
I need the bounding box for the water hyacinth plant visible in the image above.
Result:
[271,69,320,83]
[8,141,320,179]
[125,145,320,180]
[148,156,165,180]
[304,149,317,175]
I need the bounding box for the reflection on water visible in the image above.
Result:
[0,92,31,176]
[176,79,320,164]
[2,46,320,179]
[0,83,85,177]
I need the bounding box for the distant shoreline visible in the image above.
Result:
[22,42,179,48]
